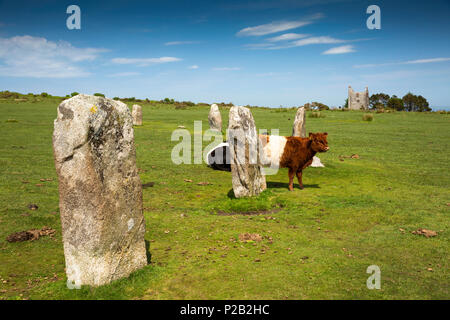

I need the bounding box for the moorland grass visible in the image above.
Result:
[0,98,448,300]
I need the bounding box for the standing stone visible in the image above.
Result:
[208,103,222,132]
[132,104,143,126]
[53,94,147,287]
[292,107,306,137]
[228,106,266,198]
[291,106,325,168]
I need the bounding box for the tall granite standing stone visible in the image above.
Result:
[228,106,266,198]
[53,94,147,287]
[208,103,222,132]
[292,107,306,137]
[132,104,143,126]
[291,106,325,168]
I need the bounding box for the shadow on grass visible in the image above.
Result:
[226,182,320,198]
[267,182,320,190]
[145,240,152,264]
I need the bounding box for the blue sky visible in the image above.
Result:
[0,0,449,107]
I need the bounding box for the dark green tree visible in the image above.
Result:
[415,95,431,112]
[401,93,431,112]
[387,95,404,111]
[402,92,416,112]
[369,93,390,109]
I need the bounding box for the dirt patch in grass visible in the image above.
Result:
[6,227,56,242]
[239,233,263,242]
[411,228,438,238]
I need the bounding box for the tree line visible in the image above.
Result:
[369,92,431,112]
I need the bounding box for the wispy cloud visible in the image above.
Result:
[322,45,355,55]
[212,67,240,71]
[0,35,106,78]
[292,36,343,46]
[108,72,141,77]
[164,41,200,46]
[247,35,370,50]
[354,57,450,68]
[268,36,345,49]
[404,57,450,64]
[111,56,182,66]
[236,13,323,37]
[188,65,199,69]
[266,33,309,42]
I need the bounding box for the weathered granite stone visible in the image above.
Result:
[132,104,143,126]
[228,106,266,198]
[208,104,222,131]
[291,106,324,168]
[292,107,306,137]
[53,94,147,287]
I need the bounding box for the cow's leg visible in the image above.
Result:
[296,170,304,189]
[288,168,295,191]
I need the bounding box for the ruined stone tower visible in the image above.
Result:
[348,86,369,110]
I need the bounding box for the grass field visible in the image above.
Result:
[0,97,448,300]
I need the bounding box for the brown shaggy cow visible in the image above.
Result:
[259,132,329,191]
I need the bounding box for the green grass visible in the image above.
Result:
[0,98,448,300]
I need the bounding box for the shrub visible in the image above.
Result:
[93,93,105,97]
[215,102,234,108]
[182,101,196,107]
[0,91,19,99]
[362,114,374,121]
[163,98,175,104]
[309,111,325,118]
[70,92,79,97]
[40,92,49,97]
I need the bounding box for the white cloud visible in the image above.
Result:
[111,56,182,66]
[188,65,199,69]
[236,14,323,36]
[0,35,106,78]
[266,33,309,42]
[291,36,345,47]
[267,36,345,50]
[354,57,450,68]
[108,72,141,77]
[322,45,355,55]
[165,41,200,46]
[404,57,450,64]
[212,67,240,71]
